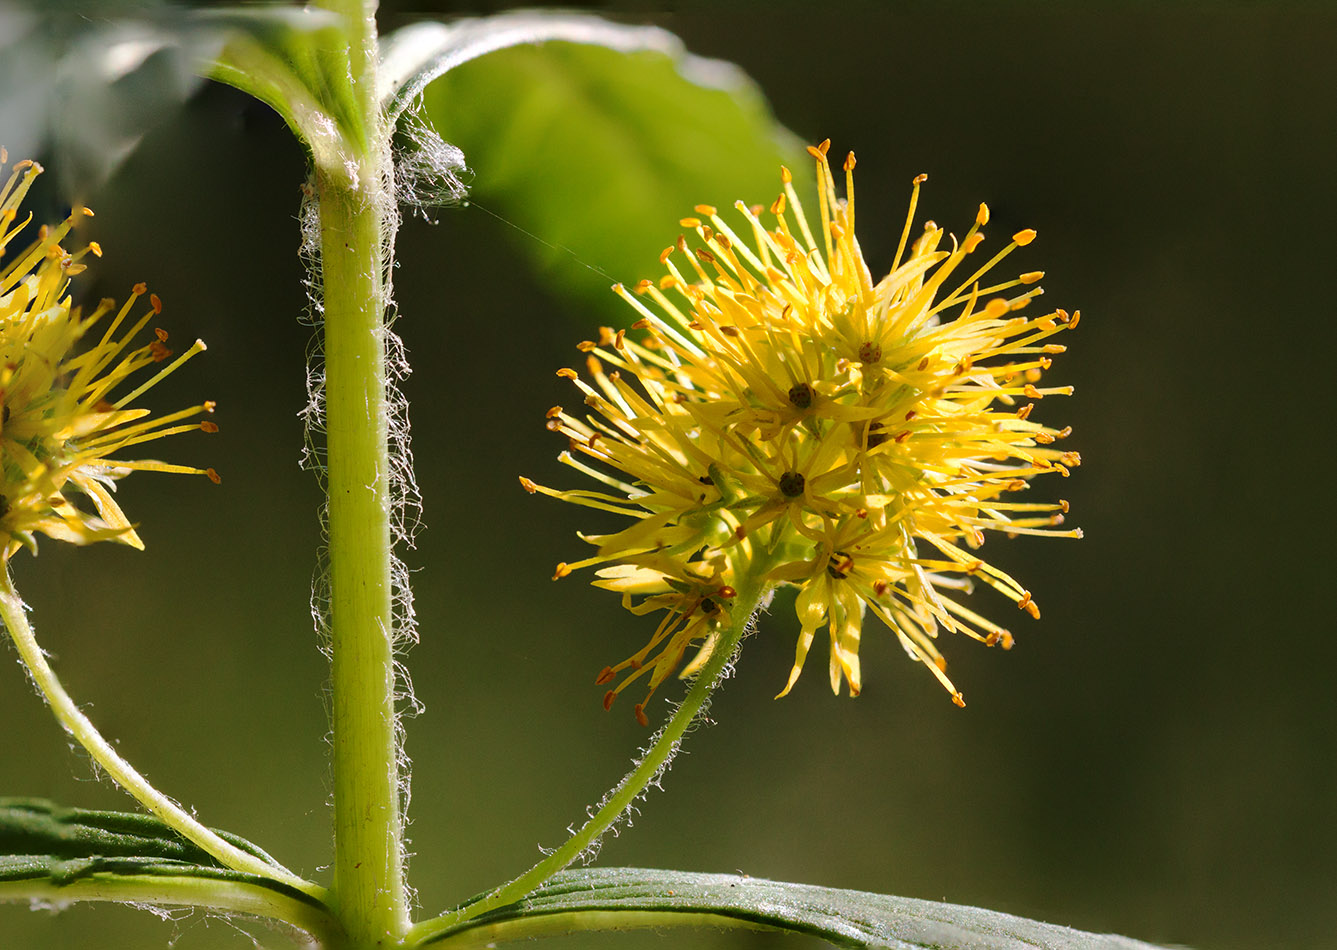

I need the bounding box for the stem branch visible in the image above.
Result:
[0,571,317,895]
[408,578,768,946]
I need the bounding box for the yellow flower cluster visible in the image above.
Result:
[0,156,217,562]
[524,141,1081,724]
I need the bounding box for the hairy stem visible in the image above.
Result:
[408,577,769,945]
[0,571,318,895]
[314,1,409,945]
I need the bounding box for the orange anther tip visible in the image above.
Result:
[816,138,831,154]
[78,206,94,218]
[132,281,147,295]
[88,241,102,257]
[634,704,650,728]
[679,216,701,228]
[206,468,221,484]
[556,368,578,379]
[1021,270,1044,284]
[149,293,163,314]
[200,421,219,434]
[952,692,967,708]
[149,343,171,362]
[694,204,717,216]
[976,203,990,226]
[576,340,595,352]
[770,194,787,215]
[718,586,737,599]
[545,406,563,420]
[610,282,625,294]
[603,690,617,711]
[963,233,985,253]
[519,476,538,494]
[552,562,571,580]
[913,173,928,185]
[780,165,792,183]
[595,666,615,685]
[935,656,948,672]
[153,327,168,342]
[1013,228,1037,246]
[203,400,216,412]
[843,151,856,171]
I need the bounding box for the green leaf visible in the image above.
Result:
[420,867,1170,950]
[412,20,809,324]
[0,799,337,940]
[198,7,363,177]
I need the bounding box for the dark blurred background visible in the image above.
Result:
[2,3,1335,949]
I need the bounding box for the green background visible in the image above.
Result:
[2,3,1334,949]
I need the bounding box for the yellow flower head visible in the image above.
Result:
[0,156,218,562]
[525,140,1081,720]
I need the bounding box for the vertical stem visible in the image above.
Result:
[314,1,408,945]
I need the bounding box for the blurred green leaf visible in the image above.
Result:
[0,798,335,938]
[418,31,808,324]
[0,0,221,200]
[381,13,690,124]
[424,867,1170,950]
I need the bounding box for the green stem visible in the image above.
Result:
[0,571,319,896]
[313,2,408,945]
[408,578,770,947]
